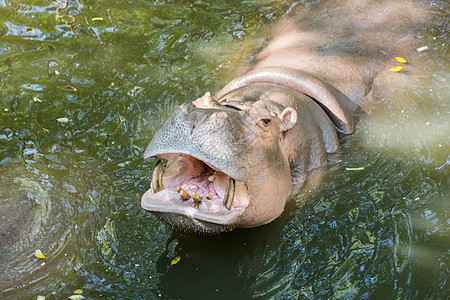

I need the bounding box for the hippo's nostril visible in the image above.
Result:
[216,112,227,119]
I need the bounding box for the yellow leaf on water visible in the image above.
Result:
[395,57,407,63]
[390,66,403,72]
[73,289,83,294]
[346,167,365,171]
[35,249,46,259]
[56,117,69,123]
[170,256,181,265]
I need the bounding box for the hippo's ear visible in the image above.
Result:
[279,107,297,131]
[193,92,221,108]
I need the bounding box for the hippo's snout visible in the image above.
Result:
[141,103,253,234]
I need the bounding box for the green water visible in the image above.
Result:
[0,0,448,299]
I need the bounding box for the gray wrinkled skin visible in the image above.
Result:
[144,103,249,182]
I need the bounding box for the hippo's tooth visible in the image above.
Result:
[151,160,164,193]
[177,187,190,200]
[208,171,218,182]
[192,192,202,203]
[222,178,235,210]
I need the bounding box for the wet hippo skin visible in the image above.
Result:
[141,0,431,234]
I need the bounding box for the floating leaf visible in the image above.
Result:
[68,296,85,300]
[389,66,403,72]
[33,97,42,102]
[73,289,83,294]
[37,296,46,300]
[35,249,46,259]
[346,167,365,171]
[56,117,69,123]
[395,57,407,63]
[57,85,77,92]
[416,46,429,52]
[128,86,143,97]
[92,17,104,21]
[170,256,181,265]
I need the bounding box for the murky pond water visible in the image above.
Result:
[1,0,448,299]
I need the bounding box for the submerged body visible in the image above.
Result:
[141,0,431,234]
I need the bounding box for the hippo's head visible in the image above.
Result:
[141,91,299,234]
[141,67,356,234]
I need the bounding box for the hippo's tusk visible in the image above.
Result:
[223,178,235,210]
[151,160,164,193]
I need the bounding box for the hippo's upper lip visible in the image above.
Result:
[143,103,249,182]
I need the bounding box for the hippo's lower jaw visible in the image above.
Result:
[141,154,250,234]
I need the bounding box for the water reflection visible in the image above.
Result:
[155,226,284,299]
[0,0,448,299]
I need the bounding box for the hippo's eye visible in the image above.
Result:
[256,118,271,131]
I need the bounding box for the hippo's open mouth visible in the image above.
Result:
[141,154,250,228]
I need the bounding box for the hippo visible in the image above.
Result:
[141,0,430,234]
